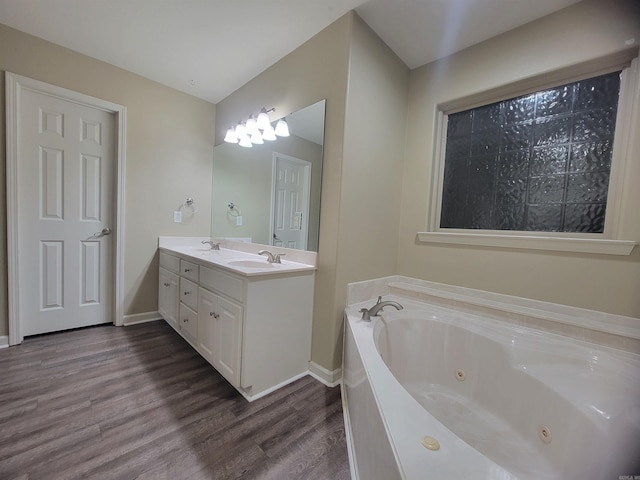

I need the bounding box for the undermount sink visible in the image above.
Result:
[227,259,275,269]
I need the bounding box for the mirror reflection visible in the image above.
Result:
[211,100,325,251]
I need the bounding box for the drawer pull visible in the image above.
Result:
[184,268,192,273]
[183,318,189,323]
[163,282,170,287]
[183,291,192,296]
[210,312,219,319]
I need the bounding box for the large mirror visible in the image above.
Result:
[211,100,325,251]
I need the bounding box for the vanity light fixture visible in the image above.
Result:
[256,108,272,130]
[274,118,290,137]
[223,126,238,144]
[223,108,288,148]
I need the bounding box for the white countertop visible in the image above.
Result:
[159,239,316,277]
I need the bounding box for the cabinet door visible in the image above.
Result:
[179,303,198,342]
[197,287,243,387]
[158,267,179,329]
[213,296,243,386]
[197,288,217,364]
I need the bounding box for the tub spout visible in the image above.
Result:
[360,296,403,321]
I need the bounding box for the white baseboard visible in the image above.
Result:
[240,371,310,402]
[0,336,8,349]
[308,361,342,387]
[123,311,163,326]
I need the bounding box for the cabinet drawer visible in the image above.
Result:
[159,251,180,274]
[179,303,198,340]
[200,266,244,303]
[180,259,199,282]
[180,277,198,310]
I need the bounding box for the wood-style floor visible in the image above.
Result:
[0,321,351,480]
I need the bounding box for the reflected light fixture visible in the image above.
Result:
[238,135,252,148]
[250,131,264,145]
[246,115,260,136]
[262,124,276,141]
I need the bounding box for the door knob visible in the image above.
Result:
[93,227,112,237]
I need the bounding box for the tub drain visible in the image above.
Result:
[538,425,552,444]
[421,435,440,451]
[455,369,466,381]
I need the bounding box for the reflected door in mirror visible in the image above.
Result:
[272,154,311,249]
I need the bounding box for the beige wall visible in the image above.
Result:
[215,12,409,371]
[399,0,640,316]
[334,15,409,367]
[0,23,215,335]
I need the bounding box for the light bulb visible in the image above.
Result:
[246,115,260,136]
[250,131,264,144]
[238,135,252,148]
[274,118,290,137]
[223,126,238,143]
[256,108,271,130]
[235,121,246,138]
[262,124,276,141]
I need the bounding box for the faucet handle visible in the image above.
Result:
[359,308,371,321]
[376,296,382,304]
[274,253,286,264]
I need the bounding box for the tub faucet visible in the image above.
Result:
[360,296,403,321]
[201,240,220,250]
[258,250,285,263]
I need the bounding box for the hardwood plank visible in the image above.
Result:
[0,321,350,480]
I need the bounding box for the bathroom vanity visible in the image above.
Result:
[158,237,316,401]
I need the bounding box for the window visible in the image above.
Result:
[440,71,620,233]
[419,56,639,255]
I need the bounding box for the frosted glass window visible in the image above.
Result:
[440,71,621,233]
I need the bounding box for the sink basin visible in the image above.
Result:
[227,260,274,269]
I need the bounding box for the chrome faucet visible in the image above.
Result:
[359,296,403,321]
[258,250,285,263]
[201,240,220,250]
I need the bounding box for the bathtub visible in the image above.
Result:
[342,298,640,479]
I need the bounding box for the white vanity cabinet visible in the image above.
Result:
[158,253,180,330]
[158,249,315,401]
[159,252,200,342]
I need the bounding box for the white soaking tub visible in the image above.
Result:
[342,280,640,480]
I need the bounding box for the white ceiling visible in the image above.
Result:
[0,0,583,104]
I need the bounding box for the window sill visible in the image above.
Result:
[416,231,637,256]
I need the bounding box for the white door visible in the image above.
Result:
[271,153,311,250]
[17,87,115,336]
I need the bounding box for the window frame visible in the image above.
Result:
[419,52,639,255]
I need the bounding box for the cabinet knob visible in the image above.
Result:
[184,291,191,296]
